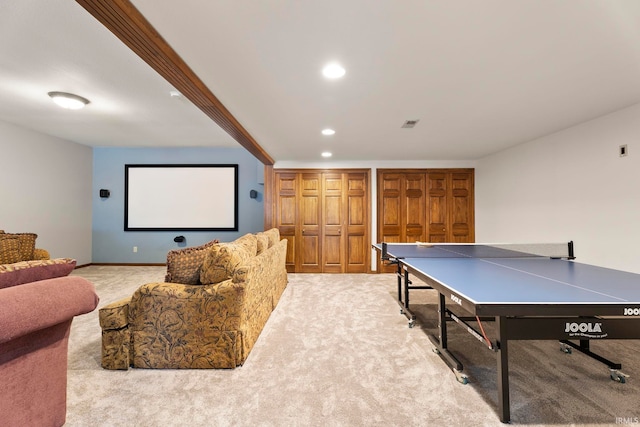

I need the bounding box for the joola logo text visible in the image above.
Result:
[450,294,462,305]
[623,308,640,316]
[564,322,607,338]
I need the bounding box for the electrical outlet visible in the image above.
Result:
[133,246,138,253]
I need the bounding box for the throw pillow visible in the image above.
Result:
[200,234,257,285]
[165,239,219,284]
[0,235,21,264]
[263,228,280,248]
[233,233,258,256]
[255,232,269,255]
[0,258,76,289]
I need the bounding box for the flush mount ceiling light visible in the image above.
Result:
[322,63,346,79]
[321,128,335,136]
[48,91,90,110]
[321,151,333,158]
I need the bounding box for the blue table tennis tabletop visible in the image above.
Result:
[376,243,640,316]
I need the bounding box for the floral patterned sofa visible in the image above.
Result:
[99,228,288,369]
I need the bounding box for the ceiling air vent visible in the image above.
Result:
[401,119,420,129]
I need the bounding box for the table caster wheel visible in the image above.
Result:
[560,343,572,354]
[454,370,469,385]
[610,369,629,383]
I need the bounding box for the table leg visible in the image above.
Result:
[429,293,467,383]
[394,263,431,327]
[438,293,448,349]
[404,269,411,311]
[496,316,511,423]
[396,261,402,306]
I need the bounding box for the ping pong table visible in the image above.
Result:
[373,242,640,423]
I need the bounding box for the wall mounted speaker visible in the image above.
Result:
[249,190,258,199]
[99,189,110,198]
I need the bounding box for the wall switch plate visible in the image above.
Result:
[620,144,628,157]
[133,246,138,253]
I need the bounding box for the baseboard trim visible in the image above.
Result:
[76,263,166,268]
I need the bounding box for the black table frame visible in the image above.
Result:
[389,258,432,328]
[399,261,640,423]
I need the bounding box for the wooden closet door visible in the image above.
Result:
[345,172,369,273]
[449,172,474,242]
[377,168,474,272]
[426,171,474,242]
[379,172,403,244]
[404,173,427,243]
[321,172,369,273]
[378,172,426,243]
[275,173,297,272]
[273,169,370,273]
[299,173,322,272]
[322,173,344,273]
[378,171,426,272]
[427,172,448,243]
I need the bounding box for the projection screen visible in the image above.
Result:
[124,164,238,231]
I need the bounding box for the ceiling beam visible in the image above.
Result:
[75,0,275,165]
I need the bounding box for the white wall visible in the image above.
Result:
[0,120,93,265]
[476,103,640,273]
[274,159,477,271]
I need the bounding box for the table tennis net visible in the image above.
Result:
[486,242,574,259]
[380,241,575,260]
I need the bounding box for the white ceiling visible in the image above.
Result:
[3,1,640,162]
[0,0,237,149]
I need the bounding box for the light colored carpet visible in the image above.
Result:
[66,266,638,426]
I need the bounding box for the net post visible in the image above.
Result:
[381,242,389,261]
[568,241,575,259]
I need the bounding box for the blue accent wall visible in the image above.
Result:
[92,147,264,263]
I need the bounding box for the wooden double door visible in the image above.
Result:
[377,169,475,271]
[273,169,370,273]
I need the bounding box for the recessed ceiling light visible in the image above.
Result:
[322,63,346,79]
[321,151,332,158]
[169,90,182,98]
[321,128,335,136]
[48,91,90,110]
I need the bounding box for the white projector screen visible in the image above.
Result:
[124,164,238,231]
